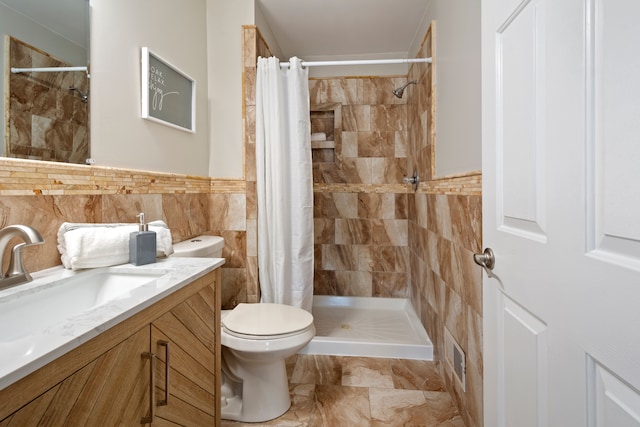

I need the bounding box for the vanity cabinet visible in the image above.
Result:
[0,268,221,426]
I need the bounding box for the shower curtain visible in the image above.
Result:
[255,56,314,312]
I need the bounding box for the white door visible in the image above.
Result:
[481,0,640,426]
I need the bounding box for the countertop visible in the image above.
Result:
[0,256,224,390]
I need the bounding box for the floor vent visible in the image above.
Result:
[444,327,466,391]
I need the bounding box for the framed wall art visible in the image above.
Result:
[141,47,195,132]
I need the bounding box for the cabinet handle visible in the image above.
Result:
[158,340,170,406]
[141,352,156,424]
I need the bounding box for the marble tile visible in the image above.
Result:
[333,271,372,297]
[357,131,395,158]
[341,357,394,388]
[0,195,102,272]
[390,359,445,391]
[161,193,209,243]
[340,158,373,184]
[313,192,357,219]
[341,131,358,158]
[360,77,407,106]
[320,244,357,271]
[313,270,339,295]
[313,219,335,245]
[371,157,407,185]
[370,219,408,246]
[246,219,257,256]
[315,385,371,426]
[290,355,343,386]
[370,388,464,427]
[244,105,256,147]
[309,78,358,105]
[395,131,409,158]
[357,193,396,220]
[357,245,395,272]
[245,180,257,219]
[394,193,408,220]
[342,105,371,132]
[335,219,371,245]
[209,193,247,232]
[216,230,246,269]
[101,194,163,224]
[220,268,247,309]
[372,272,408,298]
[371,105,407,133]
[245,255,258,298]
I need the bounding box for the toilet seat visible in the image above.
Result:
[222,303,314,340]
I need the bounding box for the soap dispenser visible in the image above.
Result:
[129,213,157,266]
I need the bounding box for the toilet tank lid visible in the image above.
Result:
[173,235,224,254]
[222,303,313,336]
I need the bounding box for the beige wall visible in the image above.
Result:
[207,0,254,179]
[410,0,482,177]
[89,0,210,176]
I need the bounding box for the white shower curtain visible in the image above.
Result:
[255,56,314,312]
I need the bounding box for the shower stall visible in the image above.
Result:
[299,55,435,360]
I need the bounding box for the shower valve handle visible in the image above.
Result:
[403,171,419,191]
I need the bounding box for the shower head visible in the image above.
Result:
[392,80,418,99]
[69,87,88,103]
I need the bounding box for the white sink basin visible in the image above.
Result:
[0,268,169,342]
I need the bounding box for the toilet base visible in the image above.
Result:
[220,346,292,423]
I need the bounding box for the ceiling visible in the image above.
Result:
[256,0,430,60]
[0,0,430,69]
[0,0,87,48]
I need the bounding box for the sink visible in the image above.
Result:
[0,268,170,342]
[0,256,224,391]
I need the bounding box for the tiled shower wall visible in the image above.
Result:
[7,37,89,164]
[310,77,413,297]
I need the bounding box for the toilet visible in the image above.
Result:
[172,235,316,423]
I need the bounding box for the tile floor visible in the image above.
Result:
[221,354,466,427]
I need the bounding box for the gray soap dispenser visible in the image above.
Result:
[129,213,157,266]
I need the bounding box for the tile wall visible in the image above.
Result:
[6,37,89,164]
[0,158,242,295]
[309,77,412,297]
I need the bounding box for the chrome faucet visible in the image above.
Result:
[0,225,44,290]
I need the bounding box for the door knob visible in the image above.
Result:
[473,248,495,271]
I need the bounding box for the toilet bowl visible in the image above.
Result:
[172,236,316,423]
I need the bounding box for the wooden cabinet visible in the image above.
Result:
[0,268,221,427]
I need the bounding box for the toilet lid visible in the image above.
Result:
[222,303,314,336]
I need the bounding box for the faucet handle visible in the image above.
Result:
[7,243,32,281]
[0,225,44,289]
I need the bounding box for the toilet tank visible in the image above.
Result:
[172,235,224,258]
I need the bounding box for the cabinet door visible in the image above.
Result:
[0,327,151,426]
[151,282,218,426]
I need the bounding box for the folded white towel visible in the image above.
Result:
[57,220,174,270]
[311,132,327,142]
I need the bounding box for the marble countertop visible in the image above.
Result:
[0,256,224,390]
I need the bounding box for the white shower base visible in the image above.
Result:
[299,296,433,361]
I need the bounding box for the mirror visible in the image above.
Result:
[1,0,89,163]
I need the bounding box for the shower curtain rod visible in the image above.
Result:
[278,57,432,68]
[10,66,88,74]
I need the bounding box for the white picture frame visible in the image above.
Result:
[141,47,195,133]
